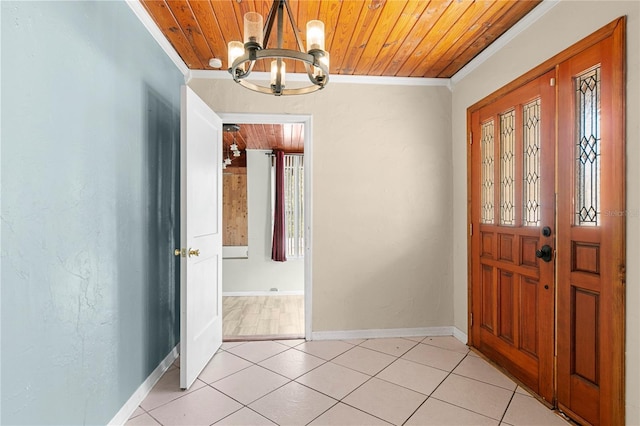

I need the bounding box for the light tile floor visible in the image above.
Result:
[127,336,570,426]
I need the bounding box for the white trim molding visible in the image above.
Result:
[453,327,469,345]
[222,246,249,259]
[450,0,560,86]
[311,326,457,341]
[126,0,189,77]
[108,345,179,425]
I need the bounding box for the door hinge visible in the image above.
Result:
[470,313,474,327]
[550,77,556,87]
[469,131,473,145]
[469,223,473,236]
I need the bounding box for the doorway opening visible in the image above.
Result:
[219,113,312,342]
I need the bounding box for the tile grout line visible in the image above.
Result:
[398,350,470,426]
[415,352,512,423]
[500,390,518,424]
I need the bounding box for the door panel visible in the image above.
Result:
[470,70,556,404]
[556,22,626,425]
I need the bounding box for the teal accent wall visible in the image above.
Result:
[1,1,183,424]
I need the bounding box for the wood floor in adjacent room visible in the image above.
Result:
[223,295,304,340]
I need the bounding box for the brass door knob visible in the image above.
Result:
[174,248,185,257]
[188,248,200,257]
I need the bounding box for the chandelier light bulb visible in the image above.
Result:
[306,20,325,52]
[270,60,286,87]
[228,41,245,71]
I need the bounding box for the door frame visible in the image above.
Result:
[219,112,313,341]
[466,17,626,422]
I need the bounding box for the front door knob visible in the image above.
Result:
[536,245,553,262]
[188,248,200,257]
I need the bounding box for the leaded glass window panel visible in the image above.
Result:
[481,120,495,224]
[523,99,541,226]
[500,110,515,226]
[575,67,601,226]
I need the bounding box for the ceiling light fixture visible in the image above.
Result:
[223,124,242,168]
[227,0,329,96]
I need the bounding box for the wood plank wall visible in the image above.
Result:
[223,167,248,246]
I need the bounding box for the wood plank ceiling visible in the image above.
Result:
[223,123,304,167]
[141,0,541,77]
[142,0,541,164]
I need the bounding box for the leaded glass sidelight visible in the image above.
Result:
[500,110,515,225]
[481,120,495,224]
[575,67,601,226]
[523,99,541,226]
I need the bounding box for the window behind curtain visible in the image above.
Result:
[284,154,304,258]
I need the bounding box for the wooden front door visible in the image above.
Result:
[469,18,625,425]
[469,70,556,404]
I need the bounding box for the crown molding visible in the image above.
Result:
[126,0,189,78]
[188,69,451,88]
[450,0,560,86]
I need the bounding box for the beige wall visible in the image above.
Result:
[189,79,453,331]
[451,1,639,422]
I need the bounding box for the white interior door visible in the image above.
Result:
[179,85,223,389]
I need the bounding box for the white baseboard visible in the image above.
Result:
[108,345,179,425]
[222,246,248,259]
[453,327,468,345]
[311,326,456,341]
[223,291,304,297]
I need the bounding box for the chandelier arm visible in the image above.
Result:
[283,0,307,53]
[246,59,256,75]
[305,65,321,85]
[262,0,279,48]
[276,0,284,49]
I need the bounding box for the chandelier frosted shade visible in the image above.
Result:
[227,0,329,96]
[270,60,286,87]
[228,41,245,72]
[243,12,263,47]
[306,20,325,51]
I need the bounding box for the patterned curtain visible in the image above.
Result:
[271,150,287,261]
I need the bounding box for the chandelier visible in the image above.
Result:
[227,0,329,96]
